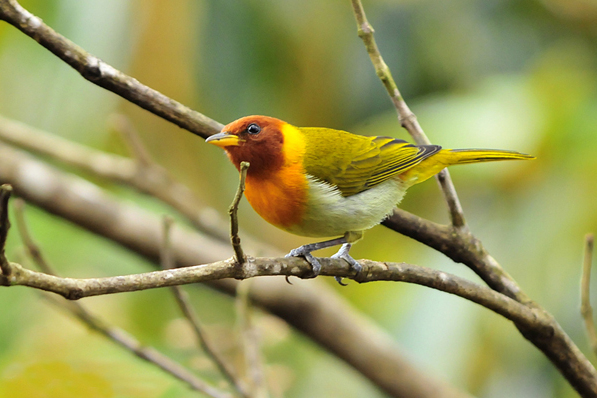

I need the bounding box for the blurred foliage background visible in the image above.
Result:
[1,0,597,397]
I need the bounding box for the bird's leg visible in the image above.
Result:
[331,243,362,285]
[286,236,348,277]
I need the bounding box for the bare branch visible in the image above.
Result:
[0,143,232,264]
[0,184,11,254]
[382,211,528,302]
[0,114,277,254]
[349,0,466,229]
[236,281,269,398]
[0,143,471,398]
[161,217,249,398]
[0,0,222,139]
[13,198,56,275]
[11,249,590,397]
[0,184,12,283]
[0,0,594,395]
[44,294,233,398]
[230,162,250,264]
[109,114,154,167]
[582,233,597,356]
[0,114,229,241]
[13,199,231,398]
[0,255,549,331]
[349,0,528,308]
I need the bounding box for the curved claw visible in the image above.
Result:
[286,237,354,280]
[286,249,322,277]
[331,243,362,286]
[334,276,349,286]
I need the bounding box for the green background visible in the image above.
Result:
[1,0,597,397]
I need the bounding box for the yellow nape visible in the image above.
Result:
[280,122,307,166]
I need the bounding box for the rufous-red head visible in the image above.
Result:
[206,116,287,177]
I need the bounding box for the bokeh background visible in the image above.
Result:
[1,0,597,397]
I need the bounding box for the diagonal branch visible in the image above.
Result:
[349,1,597,396]
[349,1,529,308]
[382,210,528,302]
[0,114,277,254]
[44,294,234,398]
[12,200,231,398]
[160,217,249,398]
[0,0,222,139]
[236,280,269,398]
[350,0,466,229]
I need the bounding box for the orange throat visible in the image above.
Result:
[243,164,307,231]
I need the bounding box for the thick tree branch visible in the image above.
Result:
[0,143,232,264]
[0,114,226,240]
[1,255,551,335]
[0,0,222,139]
[382,212,527,302]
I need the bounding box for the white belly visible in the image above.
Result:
[285,175,408,238]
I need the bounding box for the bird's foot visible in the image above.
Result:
[285,246,322,278]
[331,243,362,285]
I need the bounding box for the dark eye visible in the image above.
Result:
[246,123,261,135]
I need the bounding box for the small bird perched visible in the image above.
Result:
[206,115,534,282]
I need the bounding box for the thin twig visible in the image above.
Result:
[161,216,176,269]
[109,114,154,167]
[349,0,466,229]
[0,184,12,280]
[236,280,269,398]
[0,184,11,254]
[12,199,231,398]
[161,216,249,398]
[13,199,56,275]
[229,162,250,264]
[0,114,230,242]
[581,233,597,356]
[44,294,233,398]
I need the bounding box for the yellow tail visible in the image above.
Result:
[402,148,535,185]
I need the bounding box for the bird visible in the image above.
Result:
[206,115,534,283]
